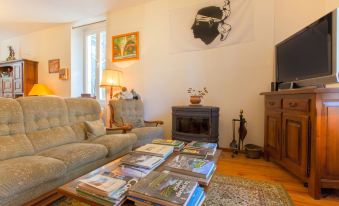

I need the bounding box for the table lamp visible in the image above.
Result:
[28,84,54,96]
[100,69,123,99]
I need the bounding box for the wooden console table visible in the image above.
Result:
[261,88,339,199]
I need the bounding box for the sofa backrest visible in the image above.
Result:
[65,98,101,140]
[16,96,77,152]
[0,98,35,160]
[109,99,144,127]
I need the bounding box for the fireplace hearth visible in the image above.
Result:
[172,106,219,144]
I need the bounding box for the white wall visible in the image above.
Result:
[274,0,339,44]
[107,0,275,148]
[0,24,72,97]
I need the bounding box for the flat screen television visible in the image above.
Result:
[276,9,339,87]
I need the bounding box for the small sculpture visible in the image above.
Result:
[6,46,16,61]
[131,89,141,100]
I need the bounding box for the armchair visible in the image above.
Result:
[109,99,164,148]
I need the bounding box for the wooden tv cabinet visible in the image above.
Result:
[261,88,339,199]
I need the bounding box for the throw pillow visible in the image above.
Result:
[84,120,106,140]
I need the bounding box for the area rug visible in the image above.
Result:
[52,174,294,206]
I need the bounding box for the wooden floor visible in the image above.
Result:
[216,151,339,206]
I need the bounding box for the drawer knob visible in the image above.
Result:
[288,102,298,107]
[268,102,275,106]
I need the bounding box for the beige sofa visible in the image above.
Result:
[0,96,137,206]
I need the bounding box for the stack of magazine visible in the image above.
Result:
[128,171,205,206]
[76,174,128,206]
[135,144,174,159]
[152,139,185,151]
[76,164,150,206]
[181,141,217,158]
[121,153,165,170]
[164,155,216,186]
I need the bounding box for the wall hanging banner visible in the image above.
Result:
[170,0,254,53]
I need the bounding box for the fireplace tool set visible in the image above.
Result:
[230,110,247,158]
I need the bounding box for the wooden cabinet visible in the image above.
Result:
[262,88,339,199]
[0,59,38,98]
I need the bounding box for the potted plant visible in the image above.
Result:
[187,87,208,105]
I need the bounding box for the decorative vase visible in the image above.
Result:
[190,96,201,105]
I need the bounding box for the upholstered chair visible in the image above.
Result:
[109,99,164,148]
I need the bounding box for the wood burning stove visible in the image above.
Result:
[172,106,219,143]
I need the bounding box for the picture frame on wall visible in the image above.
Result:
[59,68,69,80]
[48,59,60,73]
[112,32,139,62]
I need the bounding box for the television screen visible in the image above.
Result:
[276,13,332,82]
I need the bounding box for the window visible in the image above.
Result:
[84,28,106,101]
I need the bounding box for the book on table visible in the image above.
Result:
[129,186,205,206]
[121,153,165,169]
[135,144,174,158]
[152,139,185,151]
[180,148,209,158]
[106,164,152,179]
[184,141,217,156]
[128,171,199,206]
[79,174,126,197]
[76,165,146,206]
[164,155,216,179]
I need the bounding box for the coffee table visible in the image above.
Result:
[58,150,221,206]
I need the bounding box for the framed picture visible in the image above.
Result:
[48,59,60,73]
[112,32,139,62]
[59,68,69,80]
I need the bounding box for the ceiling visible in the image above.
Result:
[0,0,151,40]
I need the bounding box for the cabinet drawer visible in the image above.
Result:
[265,98,281,109]
[283,98,309,112]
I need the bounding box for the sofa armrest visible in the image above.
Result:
[144,120,164,127]
[106,125,132,134]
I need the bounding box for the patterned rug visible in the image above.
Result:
[52,174,294,206]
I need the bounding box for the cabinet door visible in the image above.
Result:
[0,79,2,96]
[14,80,22,93]
[2,78,13,93]
[320,101,339,180]
[282,113,309,180]
[265,111,282,161]
[13,63,22,80]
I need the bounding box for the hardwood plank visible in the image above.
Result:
[217,151,339,206]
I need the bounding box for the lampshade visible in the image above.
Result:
[100,69,123,87]
[28,84,54,96]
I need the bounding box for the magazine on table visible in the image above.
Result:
[79,174,126,195]
[121,153,165,169]
[135,144,174,158]
[129,171,198,206]
[164,155,216,178]
[152,139,185,150]
[186,141,217,150]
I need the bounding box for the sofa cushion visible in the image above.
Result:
[0,156,66,199]
[85,120,106,140]
[89,133,137,156]
[17,96,77,152]
[109,99,145,128]
[0,98,34,160]
[37,143,108,171]
[65,98,101,141]
[132,127,164,148]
